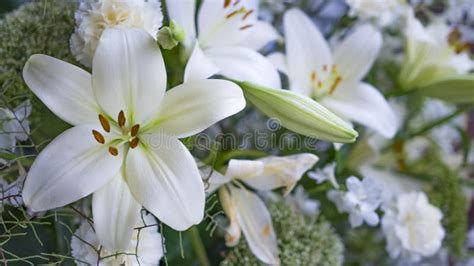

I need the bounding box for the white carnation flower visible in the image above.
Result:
[71,213,163,265]
[382,191,445,263]
[70,0,163,67]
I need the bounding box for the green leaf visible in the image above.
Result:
[417,75,474,104]
[237,81,358,143]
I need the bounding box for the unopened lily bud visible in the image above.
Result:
[416,75,474,104]
[237,81,358,143]
[157,20,185,50]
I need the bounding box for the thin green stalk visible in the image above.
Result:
[405,106,471,139]
[187,226,210,266]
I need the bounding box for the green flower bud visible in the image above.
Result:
[237,81,358,143]
[157,20,185,50]
[416,75,474,104]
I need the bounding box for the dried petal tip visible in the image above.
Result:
[92,130,105,144]
[108,146,119,156]
[98,114,110,132]
[118,110,126,127]
[131,124,140,137]
[130,137,139,149]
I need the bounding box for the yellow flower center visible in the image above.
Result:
[311,64,343,99]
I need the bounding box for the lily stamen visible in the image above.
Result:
[118,110,126,128]
[130,137,140,149]
[131,124,140,137]
[92,130,105,144]
[98,114,110,132]
[108,146,119,156]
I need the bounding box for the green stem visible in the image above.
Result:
[404,106,470,139]
[187,226,210,266]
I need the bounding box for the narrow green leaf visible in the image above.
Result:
[417,75,474,104]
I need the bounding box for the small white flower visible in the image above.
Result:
[345,0,406,26]
[286,186,320,216]
[71,213,163,265]
[207,153,318,265]
[308,162,340,188]
[70,0,163,67]
[269,8,398,138]
[328,176,382,227]
[0,100,31,151]
[382,191,445,262]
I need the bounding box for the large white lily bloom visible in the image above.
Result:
[399,7,474,88]
[71,213,163,265]
[22,28,245,251]
[268,8,398,138]
[208,154,318,265]
[0,100,31,151]
[167,0,281,88]
[382,191,445,262]
[70,0,163,67]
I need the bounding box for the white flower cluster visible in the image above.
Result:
[70,0,163,67]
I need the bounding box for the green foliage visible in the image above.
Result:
[220,201,344,266]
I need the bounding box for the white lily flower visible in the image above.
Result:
[71,213,163,265]
[167,0,281,88]
[269,8,398,138]
[399,7,474,88]
[70,0,163,67]
[208,154,318,265]
[0,100,31,151]
[327,176,382,227]
[22,28,245,251]
[382,191,445,262]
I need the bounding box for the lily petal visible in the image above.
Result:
[333,24,382,83]
[219,187,241,246]
[230,186,279,265]
[166,0,196,48]
[267,52,288,75]
[225,159,264,180]
[197,0,258,48]
[23,55,100,126]
[201,166,231,194]
[92,172,141,251]
[284,8,332,97]
[23,126,123,211]
[238,21,280,51]
[184,43,220,82]
[204,46,281,89]
[125,134,204,231]
[321,83,398,138]
[239,154,319,195]
[92,28,166,124]
[150,79,245,138]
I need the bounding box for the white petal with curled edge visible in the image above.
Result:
[225,159,264,180]
[23,125,123,211]
[125,134,205,231]
[333,24,382,83]
[230,186,279,265]
[284,8,332,97]
[92,28,166,124]
[92,172,141,251]
[321,83,398,138]
[23,55,100,126]
[202,166,231,194]
[239,154,319,195]
[184,43,220,82]
[219,187,241,246]
[205,46,281,89]
[150,79,245,138]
